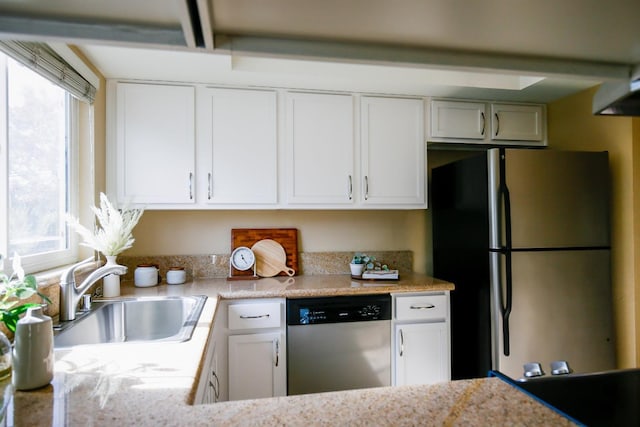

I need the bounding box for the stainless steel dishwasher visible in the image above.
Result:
[287,294,391,395]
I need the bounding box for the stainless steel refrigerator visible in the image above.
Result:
[432,148,616,380]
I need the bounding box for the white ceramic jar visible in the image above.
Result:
[12,306,54,391]
[166,267,186,285]
[134,264,159,287]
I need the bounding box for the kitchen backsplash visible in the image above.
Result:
[116,251,413,282]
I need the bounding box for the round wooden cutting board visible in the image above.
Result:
[251,239,296,277]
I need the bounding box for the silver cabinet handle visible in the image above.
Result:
[348,175,353,200]
[410,304,436,310]
[364,175,369,200]
[399,328,404,357]
[209,369,220,402]
[188,172,193,200]
[274,338,280,367]
[494,113,500,136]
[480,111,486,135]
[239,314,270,319]
[208,172,212,200]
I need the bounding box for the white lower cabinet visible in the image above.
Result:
[228,332,285,400]
[392,292,451,386]
[197,293,449,404]
[393,322,449,385]
[226,299,286,401]
[195,309,226,404]
[196,336,220,404]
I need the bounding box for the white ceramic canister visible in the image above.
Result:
[12,306,54,391]
[166,267,186,285]
[134,264,159,287]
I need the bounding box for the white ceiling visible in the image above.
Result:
[1,0,639,102]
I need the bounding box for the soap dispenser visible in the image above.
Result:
[12,306,54,390]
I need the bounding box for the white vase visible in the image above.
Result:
[350,263,365,276]
[12,306,54,390]
[103,255,121,297]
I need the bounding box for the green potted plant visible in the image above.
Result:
[350,253,375,276]
[0,253,52,379]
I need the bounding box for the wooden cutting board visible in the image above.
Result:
[252,239,296,277]
[230,228,299,277]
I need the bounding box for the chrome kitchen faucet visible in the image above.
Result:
[59,257,127,321]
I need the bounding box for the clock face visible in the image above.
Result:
[231,246,255,271]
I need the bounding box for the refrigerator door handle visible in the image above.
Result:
[499,148,513,357]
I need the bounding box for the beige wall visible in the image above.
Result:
[127,210,430,272]
[547,86,638,369]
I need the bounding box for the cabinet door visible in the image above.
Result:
[491,103,544,142]
[286,92,354,204]
[116,83,195,204]
[430,100,487,140]
[361,97,426,206]
[394,322,450,386]
[228,332,285,400]
[200,87,277,204]
[196,338,220,405]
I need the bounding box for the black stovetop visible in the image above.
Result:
[491,369,640,427]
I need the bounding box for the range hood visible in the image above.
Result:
[593,66,640,116]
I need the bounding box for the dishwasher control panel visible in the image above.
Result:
[287,294,391,325]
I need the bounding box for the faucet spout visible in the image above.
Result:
[59,257,127,321]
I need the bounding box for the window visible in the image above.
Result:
[0,52,79,274]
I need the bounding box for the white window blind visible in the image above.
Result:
[0,41,96,104]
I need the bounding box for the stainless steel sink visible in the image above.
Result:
[54,295,207,348]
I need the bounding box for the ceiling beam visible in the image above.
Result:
[0,15,187,47]
[217,35,632,81]
[176,0,197,49]
[197,0,215,50]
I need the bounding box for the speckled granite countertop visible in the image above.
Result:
[0,274,574,425]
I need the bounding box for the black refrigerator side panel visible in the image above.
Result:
[432,154,492,380]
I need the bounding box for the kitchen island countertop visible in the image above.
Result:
[0,273,575,425]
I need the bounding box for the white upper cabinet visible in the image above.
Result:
[113,82,195,205]
[361,96,426,207]
[427,98,546,147]
[199,87,278,205]
[285,92,354,205]
[491,103,545,142]
[108,81,429,209]
[430,100,487,140]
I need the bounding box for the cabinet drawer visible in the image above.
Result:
[228,302,282,330]
[395,294,448,321]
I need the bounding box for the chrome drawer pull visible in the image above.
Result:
[409,304,436,310]
[239,314,270,319]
